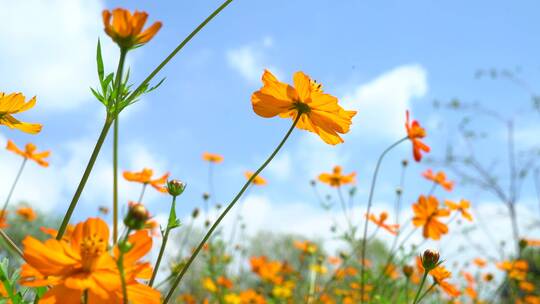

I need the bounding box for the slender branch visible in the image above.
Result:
[359,137,407,302]
[1,158,27,215]
[124,0,234,105]
[113,48,128,244]
[0,229,23,258]
[162,115,300,303]
[149,195,177,286]
[57,117,113,239]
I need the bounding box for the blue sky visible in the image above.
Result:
[1,0,539,257]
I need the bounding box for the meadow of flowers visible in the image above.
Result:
[0,2,539,304]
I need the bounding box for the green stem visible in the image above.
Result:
[124,0,234,105]
[117,228,131,304]
[149,195,177,286]
[359,137,407,302]
[412,271,429,304]
[138,184,147,203]
[416,282,436,303]
[0,228,23,258]
[1,158,27,215]
[162,115,300,304]
[113,48,128,245]
[57,117,113,239]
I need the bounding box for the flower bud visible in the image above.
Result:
[402,265,414,278]
[484,273,494,282]
[395,187,403,195]
[124,202,150,230]
[167,179,186,197]
[519,238,528,250]
[310,180,316,186]
[401,159,409,167]
[204,219,211,227]
[421,249,440,271]
[202,192,210,201]
[191,208,200,219]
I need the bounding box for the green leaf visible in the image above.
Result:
[96,39,104,81]
[147,78,166,93]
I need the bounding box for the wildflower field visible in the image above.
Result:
[1,1,539,303]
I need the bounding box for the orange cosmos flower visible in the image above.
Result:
[7,140,50,167]
[102,8,162,49]
[405,110,430,162]
[216,276,234,289]
[318,166,356,187]
[430,266,460,297]
[0,211,8,229]
[0,93,41,134]
[20,218,120,302]
[519,281,535,293]
[239,289,266,304]
[250,256,283,284]
[473,258,487,268]
[366,211,399,235]
[16,207,37,222]
[412,195,450,240]
[422,169,453,191]
[123,168,169,193]
[445,199,473,221]
[244,171,267,186]
[251,70,357,145]
[202,152,224,163]
[526,239,540,247]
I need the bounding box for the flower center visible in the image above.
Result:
[80,234,107,270]
[293,101,311,114]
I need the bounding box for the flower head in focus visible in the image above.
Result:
[405,110,430,161]
[251,70,357,145]
[7,140,50,167]
[0,93,41,134]
[318,166,356,187]
[102,8,162,49]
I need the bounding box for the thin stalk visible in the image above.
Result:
[149,195,177,286]
[359,137,407,301]
[162,115,300,303]
[113,48,128,244]
[337,186,353,234]
[1,158,27,215]
[117,228,132,304]
[416,282,436,303]
[57,117,113,239]
[124,0,234,105]
[0,229,23,258]
[412,271,429,304]
[138,184,148,203]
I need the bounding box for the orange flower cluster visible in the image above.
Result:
[250,256,285,285]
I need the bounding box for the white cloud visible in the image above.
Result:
[266,152,292,181]
[0,0,117,111]
[342,64,428,138]
[226,37,281,84]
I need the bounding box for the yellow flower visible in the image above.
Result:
[0,93,41,134]
[102,8,162,49]
[251,70,357,145]
[203,277,217,293]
